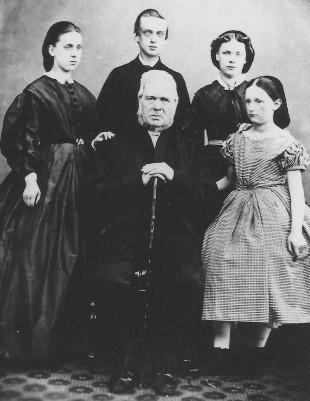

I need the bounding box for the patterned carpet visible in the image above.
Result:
[0,358,309,401]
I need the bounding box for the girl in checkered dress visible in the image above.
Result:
[202,76,310,369]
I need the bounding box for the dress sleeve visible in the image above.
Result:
[21,92,41,176]
[221,133,235,164]
[1,93,26,175]
[1,91,41,176]
[278,140,310,172]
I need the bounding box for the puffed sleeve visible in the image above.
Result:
[1,91,41,176]
[221,133,235,164]
[1,92,26,174]
[278,140,310,172]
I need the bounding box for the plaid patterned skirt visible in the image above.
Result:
[202,184,310,324]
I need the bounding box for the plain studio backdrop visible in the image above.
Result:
[1,0,310,199]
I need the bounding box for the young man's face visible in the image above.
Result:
[135,16,168,58]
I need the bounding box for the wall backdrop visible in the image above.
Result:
[1,0,310,198]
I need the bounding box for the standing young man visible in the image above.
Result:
[96,9,190,138]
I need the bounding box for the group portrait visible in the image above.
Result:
[0,0,310,399]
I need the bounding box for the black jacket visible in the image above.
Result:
[82,126,219,269]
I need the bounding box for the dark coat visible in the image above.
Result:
[96,57,190,135]
[82,126,218,271]
[81,125,219,341]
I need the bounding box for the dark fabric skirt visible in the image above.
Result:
[0,143,87,359]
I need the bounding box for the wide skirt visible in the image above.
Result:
[0,143,87,359]
[202,186,310,324]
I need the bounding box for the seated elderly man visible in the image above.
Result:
[82,70,218,393]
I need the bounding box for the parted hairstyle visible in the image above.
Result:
[211,30,255,73]
[246,76,290,129]
[42,21,81,72]
[134,9,168,40]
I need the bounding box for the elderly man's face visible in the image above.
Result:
[139,80,177,131]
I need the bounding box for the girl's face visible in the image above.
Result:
[245,85,281,126]
[49,31,82,72]
[216,38,246,79]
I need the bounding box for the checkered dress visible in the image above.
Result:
[202,125,310,324]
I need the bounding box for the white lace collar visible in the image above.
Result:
[45,72,74,85]
[216,74,246,90]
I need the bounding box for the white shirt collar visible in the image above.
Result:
[148,131,161,147]
[216,74,246,90]
[139,54,159,68]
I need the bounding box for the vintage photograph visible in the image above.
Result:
[0,0,310,399]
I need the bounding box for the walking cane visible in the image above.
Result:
[110,177,158,391]
[134,176,158,386]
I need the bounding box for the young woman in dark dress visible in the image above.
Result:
[184,30,255,183]
[0,21,96,359]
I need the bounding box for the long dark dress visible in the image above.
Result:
[0,75,96,359]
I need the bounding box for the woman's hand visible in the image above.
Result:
[91,131,116,149]
[23,173,41,207]
[287,231,307,260]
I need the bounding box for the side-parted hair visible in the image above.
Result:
[211,30,255,73]
[42,21,81,72]
[134,9,168,40]
[246,76,290,129]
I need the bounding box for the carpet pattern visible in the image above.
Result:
[0,361,309,401]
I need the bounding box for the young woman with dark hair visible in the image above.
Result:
[0,21,96,359]
[201,76,310,375]
[210,30,255,75]
[184,30,255,183]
